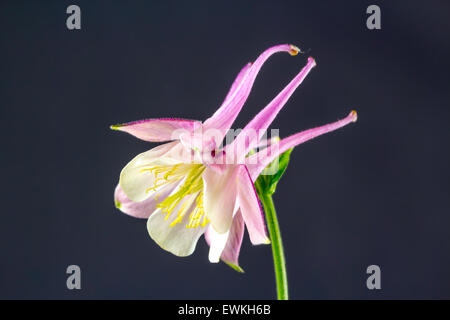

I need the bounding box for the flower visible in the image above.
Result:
[112,44,357,271]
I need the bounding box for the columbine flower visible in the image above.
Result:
[112,44,357,271]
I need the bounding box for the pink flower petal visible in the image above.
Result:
[202,165,240,234]
[226,57,316,161]
[220,210,245,271]
[247,111,358,180]
[202,44,300,142]
[110,118,201,142]
[237,165,270,245]
[204,211,245,271]
[222,62,252,106]
[178,126,217,156]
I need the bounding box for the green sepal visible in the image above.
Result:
[254,148,294,196]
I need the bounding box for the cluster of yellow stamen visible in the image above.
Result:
[141,164,189,195]
[141,163,208,229]
[186,192,209,228]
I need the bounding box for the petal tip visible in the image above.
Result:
[288,44,301,56]
[209,255,220,263]
[223,260,245,273]
[115,200,122,209]
[308,56,317,67]
[350,110,358,122]
[110,124,122,130]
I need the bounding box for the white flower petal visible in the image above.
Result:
[120,142,186,202]
[147,192,206,257]
[114,180,180,219]
[207,226,230,263]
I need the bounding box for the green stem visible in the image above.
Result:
[260,193,288,300]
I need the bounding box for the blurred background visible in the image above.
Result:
[1,0,449,299]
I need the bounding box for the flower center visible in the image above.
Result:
[141,163,208,228]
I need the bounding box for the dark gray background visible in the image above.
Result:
[1,0,449,299]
